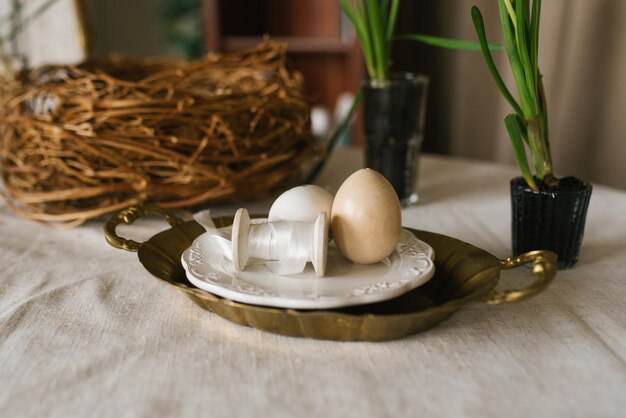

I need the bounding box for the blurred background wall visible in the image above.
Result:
[408,0,626,191]
[0,0,84,66]
[3,0,625,190]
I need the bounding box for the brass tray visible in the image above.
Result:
[105,204,557,341]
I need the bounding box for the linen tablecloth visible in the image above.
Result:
[1,148,625,418]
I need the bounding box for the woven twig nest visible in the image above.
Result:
[0,41,318,227]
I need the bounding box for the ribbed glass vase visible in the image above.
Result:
[362,74,429,207]
[511,177,593,269]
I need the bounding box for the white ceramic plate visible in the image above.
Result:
[181,229,435,310]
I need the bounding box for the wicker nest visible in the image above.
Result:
[0,41,318,227]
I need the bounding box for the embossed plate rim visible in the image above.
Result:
[181,229,435,309]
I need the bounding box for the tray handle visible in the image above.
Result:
[104,203,183,252]
[486,250,557,304]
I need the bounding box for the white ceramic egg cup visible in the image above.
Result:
[232,208,328,277]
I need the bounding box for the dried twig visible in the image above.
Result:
[0,41,317,227]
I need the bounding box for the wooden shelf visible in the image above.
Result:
[222,36,356,54]
[202,0,364,143]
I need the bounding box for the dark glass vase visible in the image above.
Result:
[362,74,429,206]
[511,176,593,269]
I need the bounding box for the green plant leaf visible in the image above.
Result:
[365,0,386,79]
[357,0,382,79]
[340,0,377,79]
[384,0,400,74]
[514,0,536,103]
[538,74,550,157]
[395,34,503,51]
[505,113,538,191]
[474,2,553,183]
[471,6,524,119]
[386,0,400,42]
[530,0,541,89]
[497,0,534,116]
[526,114,552,179]
[502,0,517,30]
[381,0,390,18]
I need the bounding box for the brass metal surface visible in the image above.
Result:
[105,203,183,252]
[105,204,557,341]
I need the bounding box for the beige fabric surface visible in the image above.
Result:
[1,148,625,418]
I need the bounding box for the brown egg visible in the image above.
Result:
[331,168,402,264]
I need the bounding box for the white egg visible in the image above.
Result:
[268,185,334,222]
